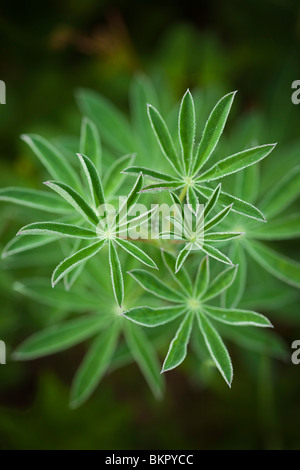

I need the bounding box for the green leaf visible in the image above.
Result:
[218,325,288,360]
[222,242,247,308]
[234,163,260,204]
[115,238,157,269]
[204,204,232,231]
[80,117,102,171]
[161,249,193,295]
[201,244,233,265]
[202,265,237,301]
[122,166,175,182]
[205,232,243,242]
[52,240,106,287]
[2,235,57,258]
[148,104,182,174]
[17,222,98,239]
[14,278,104,311]
[259,166,300,219]
[193,91,236,175]
[129,269,186,302]
[123,305,185,327]
[109,241,124,306]
[70,323,119,408]
[203,184,221,218]
[244,239,300,288]
[179,90,195,173]
[14,315,107,360]
[45,181,99,226]
[194,255,209,298]
[162,312,194,372]
[197,312,233,386]
[187,186,199,214]
[197,144,276,182]
[117,173,143,222]
[204,306,272,328]
[250,213,300,240]
[103,154,136,196]
[130,74,159,154]
[196,185,265,221]
[0,187,70,213]
[77,154,105,208]
[140,181,183,193]
[175,244,193,273]
[21,134,80,190]
[124,322,164,398]
[76,88,134,154]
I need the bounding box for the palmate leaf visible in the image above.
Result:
[204,204,233,231]
[0,187,71,213]
[128,269,185,303]
[175,245,192,272]
[2,234,58,258]
[192,91,237,176]
[123,305,186,327]
[13,315,107,360]
[147,104,182,175]
[201,265,237,301]
[218,325,288,360]
[222,242,247,308]
[197,144,276,183]
[45,181,99,226]
[52,240,106,287]
[14,278,104,312]
[115,238,157,269]
[70,322,120,408]
[76,88,134,154]
[194,256,209,298]
[244,239,300,288]
[205,232,243,242]
[187,186,199,214]
[201,243,233,265]
[122,166,175,182]
[21,134,81,190]
[197,312,233,387]
[140,181,183,193]
[109,241,124,307]
[77,153,105,208]
[162,312,194,373]
[179,90,196,173]
[195,185,265,221]
[161,249,193,295]
[17,222,98,239]
[204,306,272,328]
[203,184,221,217]
[130,74,159,155]
[250,213,300,240]
[103,153,136,196]
[79,117,102,171]
[259,166,300,219]
[124,321,164,398]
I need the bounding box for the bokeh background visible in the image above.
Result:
[0,0,300,450]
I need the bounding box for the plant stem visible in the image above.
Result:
[179,185,188,202]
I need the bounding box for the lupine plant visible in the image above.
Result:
[1,76,296,407]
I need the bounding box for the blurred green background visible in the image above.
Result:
[1,0,300,450]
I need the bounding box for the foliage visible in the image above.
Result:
[1,75,297,408]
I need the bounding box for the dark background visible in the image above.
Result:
[0,0,300,449]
